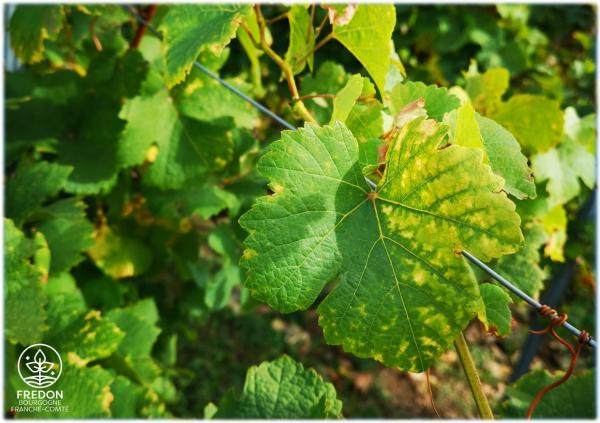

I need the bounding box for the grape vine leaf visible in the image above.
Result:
[344,78,384,142]
[532,138,595,208]
[159,5,251,88]
[9,5,64,64]
[44,272,87,338]
[346,99,384,143]
[491,94,564,153]
[564,107,595,154]
[330,74,364,125]
[5,161,73,226]
[144,184,238,221]
[10,363,115,417]
[495,222,547,298]
[239,119,523,371]
[500,369,595,418]
[331,5,396,95]
[118,75,235,189]
[465,67,509,116]
[385,42,406,93]
[58,310,125,367]
[5,219,47,345]
[301,61,350,123]
[479,283,513,336]
[476,115,536,200]
[204,265,241,310]
[109,375,166,418]
[175,69,258,129]
[88,224,152,279]
[213,355,342,418]
[445,100,483,151]
[34,198,95,275]
[57,98,124,195]
[446,100,537,200]
[390,81,460,121]
[285,5,315,75]
[106,299,162,384]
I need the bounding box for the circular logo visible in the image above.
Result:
[17,344,62,389]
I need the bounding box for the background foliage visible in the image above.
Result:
[4,3,596,418]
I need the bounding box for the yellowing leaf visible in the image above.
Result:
[446,100,484,151]
[542,205,567,262]
[465,67,509,115]
[532,138,595,207]
[9,5,64,64]
[88,225,152,278]
[491,94,564,153]
[332,5,396,95]
[240,119,522,371]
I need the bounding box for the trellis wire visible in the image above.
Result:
[125,6,596,350]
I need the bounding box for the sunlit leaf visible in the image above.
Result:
[240,118,522,371]
[331,5,396,95]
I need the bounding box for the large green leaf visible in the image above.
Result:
[213,355,342,418]
[9,5,64,64]
[5,219,47,345]
[491,94,563,153]
[331,5,396,95]
[240,119,522,371]
[159,5,251,88]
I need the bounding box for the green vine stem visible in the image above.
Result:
[453,333,494,419]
